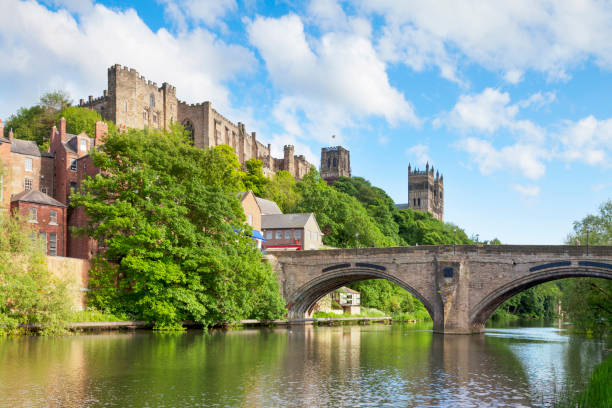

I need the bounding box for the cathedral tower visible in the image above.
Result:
[407,162,444,221]
[320,146,351,184]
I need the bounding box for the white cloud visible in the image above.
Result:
[0,0,254,121]
[557,115,612,166]
[513,184,541,197]
[361,0,612,83]
[159,0,237,30]
[247,13,418,145]
[405,144,431,166]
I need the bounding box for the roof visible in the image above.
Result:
[337,286,360,294]
[256,197,282,215]
[395,203,410,210]
[11,190,66,207]
[63,133,95,154]
[10,139,41,156]
[262,213,315,229]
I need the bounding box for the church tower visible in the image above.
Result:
[320,146,351,184]
[408,162,444,221]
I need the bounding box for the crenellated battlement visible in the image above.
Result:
[79,94,107,106]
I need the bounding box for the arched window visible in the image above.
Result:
[417,198,421,206]
[333,158,337,167]
[182,119,195,146]
[149,94,155,108]
[327,158,331,168]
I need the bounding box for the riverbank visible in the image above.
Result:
[555,353,612,407]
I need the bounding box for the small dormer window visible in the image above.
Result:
[149,94,155,108]
[25,157,33,172]
[80,139,87,152]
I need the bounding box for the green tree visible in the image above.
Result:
[71,126,285,329]
[59,106,116,137]
[242,158,269,196]
[0,212,72,335]
[263,170,301,213]
[562,200,612,333]
[4,90,72,148]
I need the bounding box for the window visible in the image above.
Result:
[29,208,37,223]
[294,230,301,239]
[83,162,87,172]
[143,111,148,121]
[41,187,47,194]
[413,198,416,206]
[275,230,282,239]
[70,159,77,171]
[170,103,173,111]
[152,113,157,125]
[49,233,57,256]
[266,231,273,240]
[333,158,337,167]
[247,214,253,226]
[24,178,33,191]
[25,157,33,172]
[417,198,421,206]
[40,232,47,252]
[50,210,58,225]
[80,139,87,152]
[149,94,155,107]
[327,158,331,168]
[307,230,311,240]
[285,230,291,239]
[314,232,318,241]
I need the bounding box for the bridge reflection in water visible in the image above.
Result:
[269,245,612,333]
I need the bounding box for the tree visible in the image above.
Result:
[3,91,72,148]
[263,170,301,213]
[243,158,269,196]
[562,200,612,333]
[0,213,72,335]
[59,106,116,137]
[71,126,285,329]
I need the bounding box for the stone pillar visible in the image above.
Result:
[434,259,473,334]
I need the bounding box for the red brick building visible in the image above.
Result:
[10,190,67,256]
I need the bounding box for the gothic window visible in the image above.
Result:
[413,198,416,206]
[333,158,337,167]
[152,113,157,126]
[327,158,331,168]
[149,94,155,108]
[143,111,148,121]
[418,198,421,206]
[182,120,195,146]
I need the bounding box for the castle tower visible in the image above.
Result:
[320,146,351,184]
[283,145,295,175]
[407,163,444,221]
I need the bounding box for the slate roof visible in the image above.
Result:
[255,197,282,215]
[11,190,66,207]
[10,139,41,156]
[262,213,314,229]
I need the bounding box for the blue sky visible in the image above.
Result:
[1,0,611,244]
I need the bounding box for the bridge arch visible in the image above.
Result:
[470,264,612,331]
[286,266,435,320]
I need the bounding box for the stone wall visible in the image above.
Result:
[47,256,90,310]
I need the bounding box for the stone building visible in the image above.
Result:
[79,64,312,179]
[320,146,350,184]
[262,213,323,251]
[396,163,444,221]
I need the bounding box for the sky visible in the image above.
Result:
[1,0,611,244]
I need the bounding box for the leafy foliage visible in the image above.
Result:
[263,170,301,213]
[3,91,72,149]
[0,213,72,335]
[71,127,285,329]
[59,106,117,137]
[242,158,269,197]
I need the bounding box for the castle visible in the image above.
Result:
[79,64,313,179]
[396,163,444,221]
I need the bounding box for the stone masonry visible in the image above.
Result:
[269,244,612,334]
[79,64,313,179]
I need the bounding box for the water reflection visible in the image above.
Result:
[0,323,606,407]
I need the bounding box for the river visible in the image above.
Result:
[0,322,607,407]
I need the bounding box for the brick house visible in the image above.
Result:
[262,213,323,251]
[10,190,67,256]
[238,190,282,249]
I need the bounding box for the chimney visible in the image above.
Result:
[94,121,108,146]
[59,117,67,142]
[49,125,57,149]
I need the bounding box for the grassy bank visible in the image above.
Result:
[555,353,612,407]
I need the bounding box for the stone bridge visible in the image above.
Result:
[268,245,612,334]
